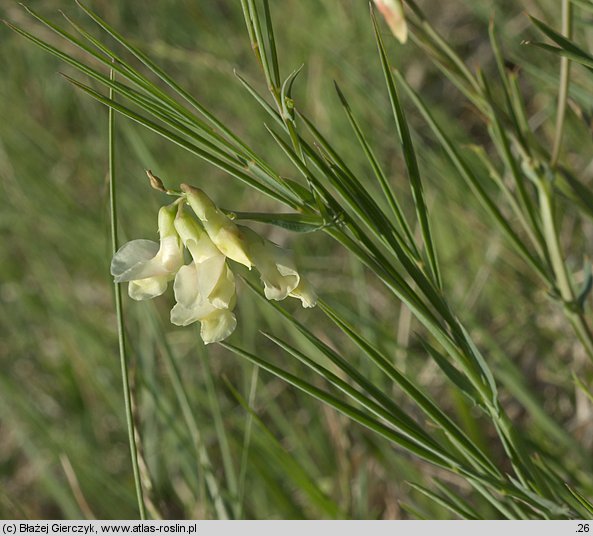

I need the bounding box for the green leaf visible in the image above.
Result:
[530,16,593,72]
[242,278,444,456]
[565,485,593,517]
[73,0,258,158]
[420,340,481,407]
[223,210,327,233]
[319,299,499,479]
[333,81,419,258]
[61,74,292,204]
[146,307,230,519]
[408,481,478,519]
[280,65,303,122]
[395,71,550,285]
[478,71,544,255]
[371,8,441,289]
[6,11,301,207]
[260,330,456,466]
[223,379,343,519]
[555,168,593,223]
[220,342,465,471]
[261,0,280,89]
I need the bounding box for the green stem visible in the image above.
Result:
[539,182,593,363]
[147,308,230,519]
[109,68,147,520]
[550,0,572,168]
[237,366,259,519]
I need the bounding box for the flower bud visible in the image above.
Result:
[157,203,178,238]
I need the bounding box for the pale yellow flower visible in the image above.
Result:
[241,226,317,308]
[111,204,184,301]
[170,208,237,344]
[181,183,252,269]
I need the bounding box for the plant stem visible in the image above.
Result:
[237,366,259,519]
[109,68,147,520]
[550,0,572,168]
[539,181,593,362]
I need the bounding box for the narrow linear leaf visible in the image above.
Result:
[62,74,294,205]
[220,342,465,470]
[74,0,264,161]
[372,7,441,288]
[319,299,500,479]
[334,81,418,257]
[223,379,343,518]
[260,331,457,467]
[224,210,326,233]
[408,482,478,520]
[565,485,593,517]
[395,71,550,284]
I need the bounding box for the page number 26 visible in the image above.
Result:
[577,525,590,532]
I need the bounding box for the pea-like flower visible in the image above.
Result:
[181,183,252,269]
[240,226,317,308]
[111,175,317,344]
[170,207,237,344]
[110,203,184,301]
[181,184,316,309]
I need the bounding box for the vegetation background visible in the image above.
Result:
[1,0,592,519]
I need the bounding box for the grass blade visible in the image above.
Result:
[147,308,230,519]
[260,330,452,463]
[223,378,343,518]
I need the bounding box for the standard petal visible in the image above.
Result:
[156,235,184,272]
[128,275,169,301]
[196,255,226,300]
[207,263,236,309]
[200,309,237,344]
[181,184,252,268]
[173,264,201,307]
[111,240,159,281]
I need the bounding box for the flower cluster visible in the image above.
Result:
[111,183,316,344]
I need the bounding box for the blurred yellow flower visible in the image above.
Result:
[373,0,408,44]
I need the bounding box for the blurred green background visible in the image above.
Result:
[1,0,591,519]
